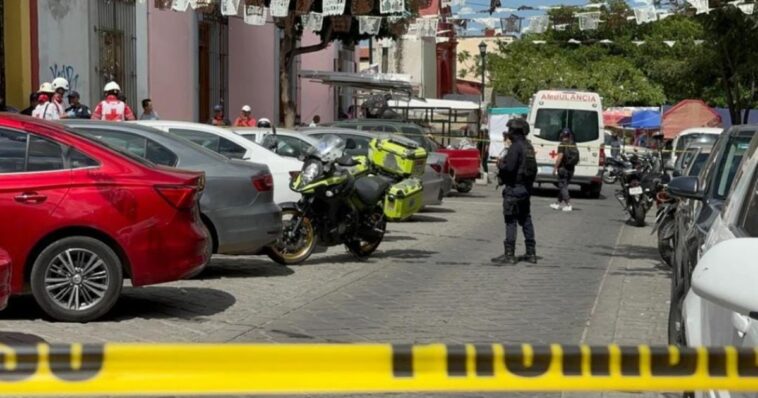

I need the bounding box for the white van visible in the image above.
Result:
[669,127,723,168]
[527,90,605,198]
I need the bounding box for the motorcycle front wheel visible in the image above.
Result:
[266,208,317,265]
[345,208,387,258]
[631,200,647,227]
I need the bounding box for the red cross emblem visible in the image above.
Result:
[106,107,121,121]
[549,150,558,159]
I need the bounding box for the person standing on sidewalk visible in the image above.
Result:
[65,91,92,119]
[91,82,136,121]
[492,118,537,265]
[234,105,256,127]
[551,128,579,212]
[140,99,160,120]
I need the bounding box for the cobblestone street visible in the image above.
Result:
[0,183,671,397]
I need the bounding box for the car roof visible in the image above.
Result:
[61,120,242,170]
[135,120,302,166]
[678,127,723,136]
[724,124,758,137]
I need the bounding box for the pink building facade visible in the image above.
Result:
[35,0,353,125]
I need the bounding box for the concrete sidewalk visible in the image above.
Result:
[566,216,673,398]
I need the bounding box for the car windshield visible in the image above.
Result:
[676,133,719,153]
[67,128,157,168]
[534,109,599,143]
[310,134,345,160]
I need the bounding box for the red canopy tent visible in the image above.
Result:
[662,100,722,139]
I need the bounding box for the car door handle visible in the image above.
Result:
[732,312,751,338]
[14,192,48,204]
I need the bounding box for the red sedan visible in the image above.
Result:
[0,114,209,322]
[0,249,10,311]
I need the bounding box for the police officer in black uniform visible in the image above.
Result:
[492,118,537,265]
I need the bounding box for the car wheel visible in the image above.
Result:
[30,236,123,322]
[456,180,473,193]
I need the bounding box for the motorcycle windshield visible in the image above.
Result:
[310,134,346,161]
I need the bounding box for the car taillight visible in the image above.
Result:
[599,145,606,167]
[253,174,274,191]
[430,164,442,173]
[155,185,198,210]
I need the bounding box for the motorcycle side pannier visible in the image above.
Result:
[369,138,427,178]
[384,178,424,221]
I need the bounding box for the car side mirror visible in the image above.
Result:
[667,176,702,200]
[345,138,357,150]
[692,238,758,317]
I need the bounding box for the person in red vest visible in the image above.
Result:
[233,105,256,127]
[91,81,136,121]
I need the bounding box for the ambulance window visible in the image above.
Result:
[534,109,599,143]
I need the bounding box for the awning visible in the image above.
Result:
[630,110,661,129]
[299,70,414,96]
[388,98,482,111]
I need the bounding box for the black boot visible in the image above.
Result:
[522,247,538,264]
[492,245,517,265]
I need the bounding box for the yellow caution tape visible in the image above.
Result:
[2,343,758,395]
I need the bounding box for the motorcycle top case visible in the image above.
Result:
[384,178,424,221]
[369,138,427,178]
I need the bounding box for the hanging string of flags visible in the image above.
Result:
[449,0,755,35]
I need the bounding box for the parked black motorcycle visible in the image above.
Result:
[651,189,677,266]
[606,153,663,227]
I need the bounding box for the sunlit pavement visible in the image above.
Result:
[0,182,671,397]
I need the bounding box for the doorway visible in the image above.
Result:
[197,12,228,123]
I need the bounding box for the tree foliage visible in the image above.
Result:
[488,0,758,123]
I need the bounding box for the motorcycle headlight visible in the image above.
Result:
[301,162,321,185]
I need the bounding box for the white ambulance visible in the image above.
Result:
[526,90,605,198]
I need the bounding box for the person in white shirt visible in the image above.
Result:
[31,83,62,121]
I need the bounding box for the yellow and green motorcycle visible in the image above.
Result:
[266,134,427,265]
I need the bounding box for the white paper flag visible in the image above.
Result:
[738,3,754,14]
[358,16,382,34]
[527,15,549,34]
[270,0,290,17]
[633,5,657,24]
[221,0,240,15]
[172,0,190,11]
[302,12,324,31]
[380,0,405,14]
[419,17,438,37]
[474,18,498,29]
[577,11,601,31]
[632,40,646,46]
[687,0,709,14]
[244,5,268,25]
[663,40,676,47]
[694,39,705,45]
[322,0,346,15]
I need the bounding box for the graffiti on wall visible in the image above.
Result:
[49,64,80,92]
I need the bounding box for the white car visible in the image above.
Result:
[682,133,758,398]
[135,121,302,204]
[671,127,723,168]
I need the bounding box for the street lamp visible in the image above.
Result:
[478,41,487,102]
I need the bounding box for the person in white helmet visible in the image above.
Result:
[31,83,62,120]
[91,81,135,121]
[233,105,256,127]
[51,77,69,118]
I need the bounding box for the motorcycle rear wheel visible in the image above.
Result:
[345,209,387,258]
[602,169,617,184]
[266,208,317,265]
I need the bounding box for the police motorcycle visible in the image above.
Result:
[266,134,427,265]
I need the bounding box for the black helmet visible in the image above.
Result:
[506,118,529,136]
